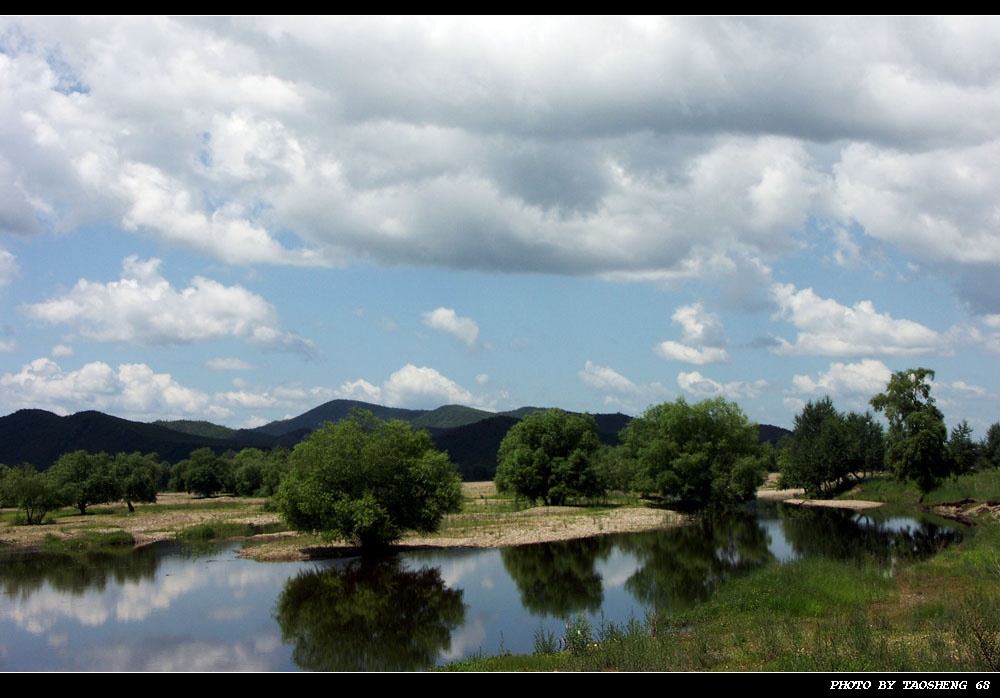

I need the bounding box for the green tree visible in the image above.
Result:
[49,450,120,515]
[231,448,267,496]
[494,409,605,506]
[947,420,979,476]
[112,452,162,512]
[1,464,66,524]
[870,367,950,499]
[780,398,884,497]
[177,448,226,498]
[276,409,462,550]
[843,410,885,480]
[619,397,768,515]
[980,422,1000,470]
[780,397,848,498]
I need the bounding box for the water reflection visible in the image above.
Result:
[274,557,465,672]
[501,536,612,617]
[0,505,962,671]
[617,513,776,613]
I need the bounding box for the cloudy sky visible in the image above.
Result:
[1,16,998,436]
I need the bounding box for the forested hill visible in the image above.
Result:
[0,409,277,469]
[0,401,791,478]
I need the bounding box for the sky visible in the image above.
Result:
[1,16,999,437]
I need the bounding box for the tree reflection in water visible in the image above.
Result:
[274,557,466,672]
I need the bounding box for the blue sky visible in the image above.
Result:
[1,16,999,436]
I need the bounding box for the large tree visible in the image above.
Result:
[495,409,605,506]
[0,464,65,525]
[870,367,950,499]
[49,450,119,515]
[276,409,463,550]
[111,452,162,512]
[620,397,768,515]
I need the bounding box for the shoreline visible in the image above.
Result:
[1,478,892,562]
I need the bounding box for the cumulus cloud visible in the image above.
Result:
[1,16,997,311]
[335,364,494,410]
[21,256,315,354]
[0,358,226,420]
[770,283,950,357]
[654,303,731,365]
[790,359,893,397]
[0,356,341,425]
[421,307,480,349]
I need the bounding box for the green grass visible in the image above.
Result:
[41,529,136,551]
[176,520,284,541]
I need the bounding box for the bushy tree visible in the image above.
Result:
[230,447,289,497]
[112,452,163,512]
[175,448,227,498]
[49,450,119,515]
[0,464,65,524]
[495,409,605,506]
[620,397,768,515]
[870,367,950,499]
[276,410,463,550]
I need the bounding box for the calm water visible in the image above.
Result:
[0,502,960,672]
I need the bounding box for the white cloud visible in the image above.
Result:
[655,341,730,365]
[335,364,495,411]
[51,344,74,358]
[833,140,1000,266]
[0,15,997,319]
[0,358,226,420]
[579,361,640,394]
[770,283,948,357]
[790,359,893,397]
[654,303,731,365]
[0,339,16,353]
[334,378,383,405]
[672,303,726,346]
[678,371,766,400]
[422,307,480,349]
[579,361,673,414]
[21,256,315,354]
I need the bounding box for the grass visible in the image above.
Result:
[41,529,136,552]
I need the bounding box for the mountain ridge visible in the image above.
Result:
[0,400,792,480]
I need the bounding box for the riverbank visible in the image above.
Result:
[0,475,889,561]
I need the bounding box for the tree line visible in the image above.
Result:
[3,366,999,549]
[0,445,292,525]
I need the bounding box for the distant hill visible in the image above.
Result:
[0,401,792,480]
[0,409,277,470]
[154,419,242,440]
[250,399,422,438]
